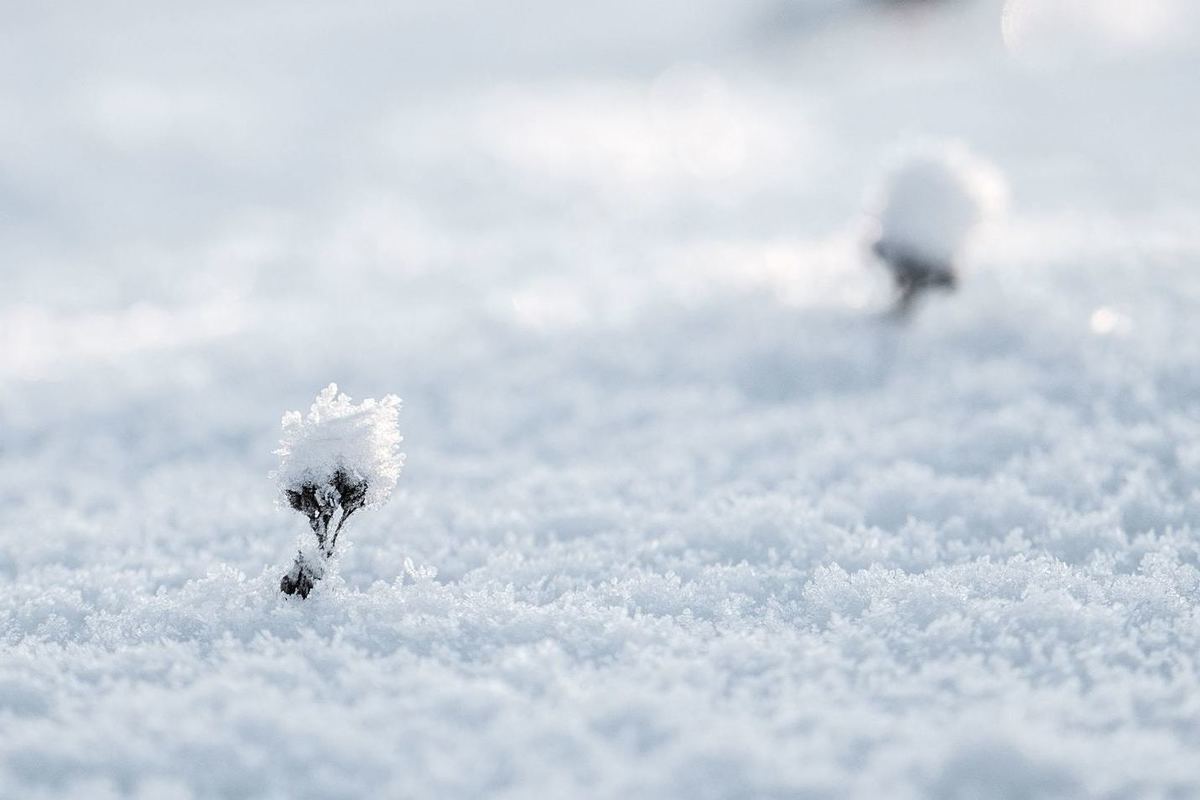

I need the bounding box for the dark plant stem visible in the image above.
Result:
[280,556,320,599]
[873,240,957,320]
[280,470,369,598]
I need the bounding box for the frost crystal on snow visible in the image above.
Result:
[868,143,1007,315]
[275,384,404,597]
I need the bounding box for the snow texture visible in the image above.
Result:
[3,0,1200,798]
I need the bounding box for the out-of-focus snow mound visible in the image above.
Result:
[3,0,1200,798]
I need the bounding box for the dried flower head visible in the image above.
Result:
[274,384,404,597]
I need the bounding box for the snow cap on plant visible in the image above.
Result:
[275,383,404,508]
[868,141,1007,269]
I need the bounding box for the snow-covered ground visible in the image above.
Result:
[3,1,1200,797]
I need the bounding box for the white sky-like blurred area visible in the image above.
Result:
[1001,0,1196,57]
[2,0,1196,335]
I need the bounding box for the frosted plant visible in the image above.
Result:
[274,384,404,597]
[867,142,1007,316]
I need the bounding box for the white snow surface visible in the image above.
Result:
[3,1,1200,798]
[275,383,404,508]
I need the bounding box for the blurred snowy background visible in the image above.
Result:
[3,0,1200,797]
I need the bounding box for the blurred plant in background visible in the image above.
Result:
[866,143,1007,317]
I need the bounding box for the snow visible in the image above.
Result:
[3,1,1200,798]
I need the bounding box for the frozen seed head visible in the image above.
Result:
[275,383,404,509]
[869,142,1008,272]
